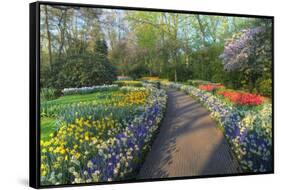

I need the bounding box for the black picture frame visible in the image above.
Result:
[30,1,274,189]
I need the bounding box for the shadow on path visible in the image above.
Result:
[137,89,241,179]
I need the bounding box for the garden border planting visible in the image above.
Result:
[40,84,167,185]
[62,84,119,95]
[160,81,272,172]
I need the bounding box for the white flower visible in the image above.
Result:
[68,167,75,173]
[98,149,103,156]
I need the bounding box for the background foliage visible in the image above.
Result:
[40,5,272,96]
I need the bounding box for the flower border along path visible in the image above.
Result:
[161,81,272,173]
[40,84,167,185]
[138,88,240,178]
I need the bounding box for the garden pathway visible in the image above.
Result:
[138,89,240,179]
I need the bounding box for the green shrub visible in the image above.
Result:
[257,78,272,97]
[187,80,212,87]
[41,39,117,89]
[128,64,150,79]
[59,53,117,88]
[40,88,59,101]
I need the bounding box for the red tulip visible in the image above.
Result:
[218,91,264,105]
[199,84,225,92]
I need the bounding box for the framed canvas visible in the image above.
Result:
[30,1,274,188]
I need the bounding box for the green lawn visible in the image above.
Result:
[41,117,57,141]
[40,89,125,141]
[44,90,118,106]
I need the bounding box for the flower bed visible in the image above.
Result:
[114,80,143,87]
[41,87,148,118]
[117,76,132,81]
[217,91,264,106]
[141,76,160,81]
[62,84,118,95]
[199,84,224,92]
[161,81,272,172]
[40,85,167,185]
[186,79,212,86]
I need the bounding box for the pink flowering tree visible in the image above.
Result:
[220,26,271,92]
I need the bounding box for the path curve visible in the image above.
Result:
[138,89,240,179]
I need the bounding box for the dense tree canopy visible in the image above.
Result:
[40,5,272,95]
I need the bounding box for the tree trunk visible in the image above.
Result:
[196,15,207,47]
[249,75,254,93]
[249,58,256,93]
[174,69,177,82]
[249,70,257,93]
[44,5,52,67]
[58,10,67,59]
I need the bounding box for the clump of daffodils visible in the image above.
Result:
[40,85,167,185]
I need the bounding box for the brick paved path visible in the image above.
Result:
[138,89,240,179]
